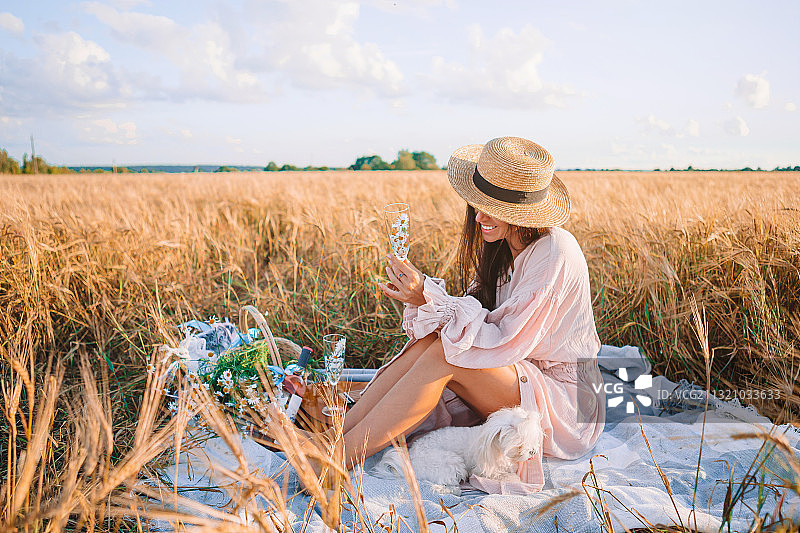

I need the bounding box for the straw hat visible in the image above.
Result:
[447,136,570,228]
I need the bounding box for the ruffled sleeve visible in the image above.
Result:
[406,275,558,369]
[401,303,419,339]
[401,277,446,340]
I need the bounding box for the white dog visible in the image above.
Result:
[374,406,543,488]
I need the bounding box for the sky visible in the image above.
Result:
[0,0,798,170]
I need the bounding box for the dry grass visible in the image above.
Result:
[1,170,799,531]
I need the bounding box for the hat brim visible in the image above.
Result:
[447,143,571,228]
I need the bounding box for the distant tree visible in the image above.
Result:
[18,152,75,174]
[214,166,237,172]
[0,149,21,173]
[49,166,75,174]
[264,161,279,171]
[412,151,438,170]
[392,150,417,170]
[23,155,49,174]
[318,166,330,171]
[22,154,36,173]
[279,164,298,171]
[349,155,391,170]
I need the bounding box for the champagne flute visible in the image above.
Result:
[383,203,410,260]
[321,333,346,417]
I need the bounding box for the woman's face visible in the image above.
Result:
[474,209,513,243]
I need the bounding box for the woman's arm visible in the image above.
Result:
[410,277,555,369]
[380,254,557,369]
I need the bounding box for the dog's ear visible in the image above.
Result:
[472,417,514,479]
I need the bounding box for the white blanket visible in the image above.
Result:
[154,346,800,532]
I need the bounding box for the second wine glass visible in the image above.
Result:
[321,333,346,417]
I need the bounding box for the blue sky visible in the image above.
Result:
[0,0,798,169]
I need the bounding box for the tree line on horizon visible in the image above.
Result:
[1,147,799,174]
[0,148,443,174]
[256,149,441,172]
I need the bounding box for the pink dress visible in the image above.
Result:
[373,227,605,493]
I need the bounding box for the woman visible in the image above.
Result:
[320,137,604,491]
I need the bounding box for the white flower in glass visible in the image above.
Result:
[390,213,410,258]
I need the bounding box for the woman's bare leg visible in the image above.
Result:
[341,334,437,434]
[342,336,520,468]
[294,334,437,443]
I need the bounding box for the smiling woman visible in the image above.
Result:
[301,136,605,492]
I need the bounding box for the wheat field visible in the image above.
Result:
[2,170,799,530]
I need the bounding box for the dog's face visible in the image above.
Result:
[473,406,543,478]
[495,407,543,461]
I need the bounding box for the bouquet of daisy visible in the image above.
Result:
[155,306,311,434]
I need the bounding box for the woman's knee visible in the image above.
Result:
[416,336,449,369]
[403,333,437,358]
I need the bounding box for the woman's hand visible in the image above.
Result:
[378,254,426,306]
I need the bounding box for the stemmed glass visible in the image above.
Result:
[383,203,410,260]
[321,333,346,417]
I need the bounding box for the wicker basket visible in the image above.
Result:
[274,336,302,362]
[238,304,304,368]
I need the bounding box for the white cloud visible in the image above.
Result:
[661,143,678,157]
[685,119,700,137]
[81,118,137,144]
[637,115,700,138]
[325,2,358,36]
[724,116,749,136]
[36,32,115,94]
[162,127,194,140]
[1,31,125,114]
[261,1,404,96]
[638,114,674,135]
[735,73,770,109]
[0,12,24,35]
[226,136,242,145]
[83,1,403,100]
[785,102,797,112]
[424,24,577,109]
[83,2,264,102]
[0,115,24,138]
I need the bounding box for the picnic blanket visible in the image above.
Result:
[154,345,800,532]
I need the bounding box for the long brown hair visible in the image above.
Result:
[455,205,548,311]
